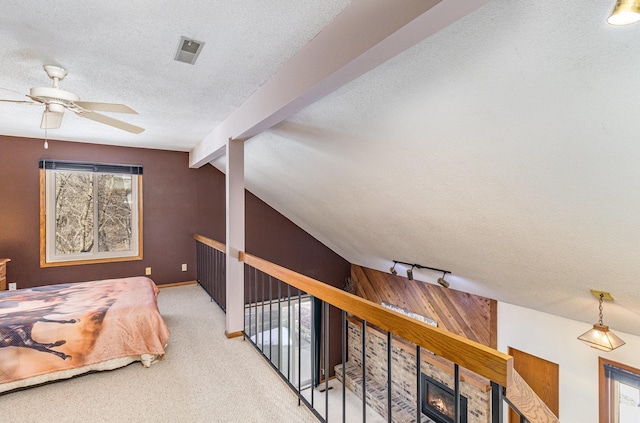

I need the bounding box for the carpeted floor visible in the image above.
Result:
[0,284,318,423]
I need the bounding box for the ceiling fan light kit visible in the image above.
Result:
[1,65,144,134]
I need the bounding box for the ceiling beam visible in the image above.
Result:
[189,0,489,168]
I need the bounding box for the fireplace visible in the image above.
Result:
[421,374,468,423]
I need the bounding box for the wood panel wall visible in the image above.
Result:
[351,265,497,348]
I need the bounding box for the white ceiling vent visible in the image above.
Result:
[174,36,205,65]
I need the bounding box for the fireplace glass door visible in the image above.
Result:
[421,374,467,423]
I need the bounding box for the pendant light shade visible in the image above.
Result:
[578,323,626,351]
[608,0,640,26]
[578,292,625,352]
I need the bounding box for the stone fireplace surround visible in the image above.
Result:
[335,317,491,423]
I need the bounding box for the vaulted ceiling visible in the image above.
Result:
[2,0,640,336]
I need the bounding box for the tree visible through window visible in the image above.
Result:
[40,160,142,266]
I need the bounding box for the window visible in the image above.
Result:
[600,357,640,423]
[39,160,143,266]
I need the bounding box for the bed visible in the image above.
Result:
[0,276,170,393]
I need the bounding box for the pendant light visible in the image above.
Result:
[578,292,625,351]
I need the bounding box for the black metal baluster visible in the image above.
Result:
[221,249,226,310]
[287,284,291,381]
[324,301,329,422]
[254,267,258,343]
[362,320,367,423]
[244,265,249,337]
[278,279,282,371]
[269,275,273,360]
[217,249,221,304]
[311,295,315,408]
[261,272,265,353]
[196,242,200,286]
[454,364,460,423]
[491,381,503,423]
[416,346,421,423]
[215,248,219,303]
[387,331,392,423]
[213,248,217,303]
[210,247,214,302]
[208,246,211,300]
[298,288,302,406]
[342,310,347,423]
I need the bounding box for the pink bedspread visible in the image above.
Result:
[0,277,170,388]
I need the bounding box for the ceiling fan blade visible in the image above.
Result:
[41,109,64,129]
[74,101,138,114]
[0,88,35,105]
[0,99,35,105]
[0,86,26,96]
[77,110,145,134]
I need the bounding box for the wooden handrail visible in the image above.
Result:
[239,251,513,388]
[506,371,560,423]
[193,234,226,253]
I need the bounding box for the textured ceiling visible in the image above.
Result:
[2,0,640,336]
[0,0,349,149]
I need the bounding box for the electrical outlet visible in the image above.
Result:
[181,263,187,271]
[8,283,17,291]
[145,267,152,276]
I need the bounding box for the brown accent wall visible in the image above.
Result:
[246,192,350,288]
[351,264,497,347]
[0,135,350,291]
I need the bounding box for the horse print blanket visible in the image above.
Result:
[0,277,170,392]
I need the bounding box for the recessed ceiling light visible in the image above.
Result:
[174,36,205,65]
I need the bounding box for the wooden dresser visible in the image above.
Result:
[0,258,9,290]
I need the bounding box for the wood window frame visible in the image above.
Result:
[39,162,143,267]
[599,356,640,423]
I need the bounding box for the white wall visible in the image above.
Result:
[498,302,640,423]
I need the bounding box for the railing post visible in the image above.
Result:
[225,137,245,337]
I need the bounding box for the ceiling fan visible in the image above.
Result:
[0,65,144,134]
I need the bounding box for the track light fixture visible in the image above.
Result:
[578,291,625,352]
[437,271,450,289]
[390,260,451,287]
[407,265,414,280]
[608,0,640,25]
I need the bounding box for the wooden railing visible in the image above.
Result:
[194,234,559,423]
[194,233,225,252]
[505,372,560,423]
[241,251,512,387]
